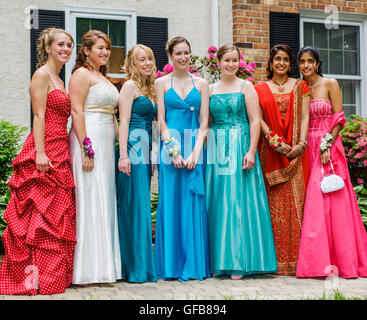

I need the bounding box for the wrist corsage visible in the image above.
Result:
[320,133,334,153]
[265,130,283,153]
[163,136,181,159]
[83,137,95,159]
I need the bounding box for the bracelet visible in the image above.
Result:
[320,133,334,153]
[163,136,181,159]
[82,137,95,159]
[119,156,129,161]
[296,144,305,153]
[265,130,283,153]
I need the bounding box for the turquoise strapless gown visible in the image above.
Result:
[154,76,211,281]
[115,96,157,283]
[205,87,277,276]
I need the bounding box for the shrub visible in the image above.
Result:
[0,120,27,195]
[340,115,367,186]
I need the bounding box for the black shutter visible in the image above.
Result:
[270,12,300,78]
[137,17,168,71]
[30,10,65,126]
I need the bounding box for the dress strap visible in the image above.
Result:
[46,72,56,90]
[170,73,173,88]
[190,73,196,87]
[240,80,246,93]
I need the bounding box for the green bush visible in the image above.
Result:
[0,119,27,195]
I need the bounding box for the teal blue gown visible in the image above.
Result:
[154,74,211,281]
[205,82,277,276]
[115,95,157,283]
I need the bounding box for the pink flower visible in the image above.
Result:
[193,72,199,77]
[349,158,357,163]
[209,53,216,59]
[240,53,244,61]
[355,152,363,159]
[162,64,174,74]
[210,64,218,69]
[364,159,367,166]
[239,60,247,69]
[188,67,193,72]
[357,178,364,184]
[246,65,254,73]
[248,62,257,69]
[155,70,164,78]
[247,77,255,83]
[208,46,218,53]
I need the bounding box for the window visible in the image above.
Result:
[302,20,362,117]
[65,6,137,86]
[76,18,126,75]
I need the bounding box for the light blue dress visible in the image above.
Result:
[205,82,277,276]
[115,95,157,283]
[154,74,211,281]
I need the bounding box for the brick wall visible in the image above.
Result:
[232,0,367,81]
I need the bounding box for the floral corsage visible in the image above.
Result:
[163,136,181,159]
[265,130,283,153]
[320,133,334,153]
[82,137,95,159]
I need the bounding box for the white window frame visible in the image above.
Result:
[65,6,137,87]
[300,15,367,117]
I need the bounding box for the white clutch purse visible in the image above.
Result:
[320,160,345,193]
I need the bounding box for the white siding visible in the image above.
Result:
[0,0,233,128]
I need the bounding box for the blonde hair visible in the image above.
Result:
[122,44,157,102]
[37,27,74,68]
[72,30,111,76]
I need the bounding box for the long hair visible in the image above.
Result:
[72,30,111,76]
[37,28,74,69]
[266,44,295,80]
[122,44,157,102]
[297,46,323,77]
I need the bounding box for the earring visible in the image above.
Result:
[86,56,90,64]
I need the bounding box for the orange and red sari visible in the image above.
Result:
[254,79,310,275]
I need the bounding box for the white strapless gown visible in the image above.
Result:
[69,82,122,284]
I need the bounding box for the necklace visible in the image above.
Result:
[271,78,288,93]
[307,76,321,89]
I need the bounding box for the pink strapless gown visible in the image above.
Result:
[296,99,367,278]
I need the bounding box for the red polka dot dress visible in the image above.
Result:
[0,81,76,296]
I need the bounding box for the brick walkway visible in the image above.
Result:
[1,271,367,300]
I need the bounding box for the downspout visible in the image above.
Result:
[211,0,219,48]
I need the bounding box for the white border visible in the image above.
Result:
[64,6,137,87]
[300,15,366,117]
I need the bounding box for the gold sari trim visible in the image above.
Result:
[265,79,304,186]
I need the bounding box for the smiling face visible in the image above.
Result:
[85,38,111,67]
[46,32,73,65]
[169,42,191,71]
[135,47,154,78]
[271,50,291,76]
[298,51,319,78]
[218,49,240,76]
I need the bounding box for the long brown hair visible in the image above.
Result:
[122,44,157,102]
[72,30,111,76]
[37,28,74,68]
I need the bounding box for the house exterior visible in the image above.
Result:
[0,0,233,129]
[232,0,367,117]
[1,0,366,131]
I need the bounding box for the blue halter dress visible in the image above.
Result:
[154,74,211,281]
